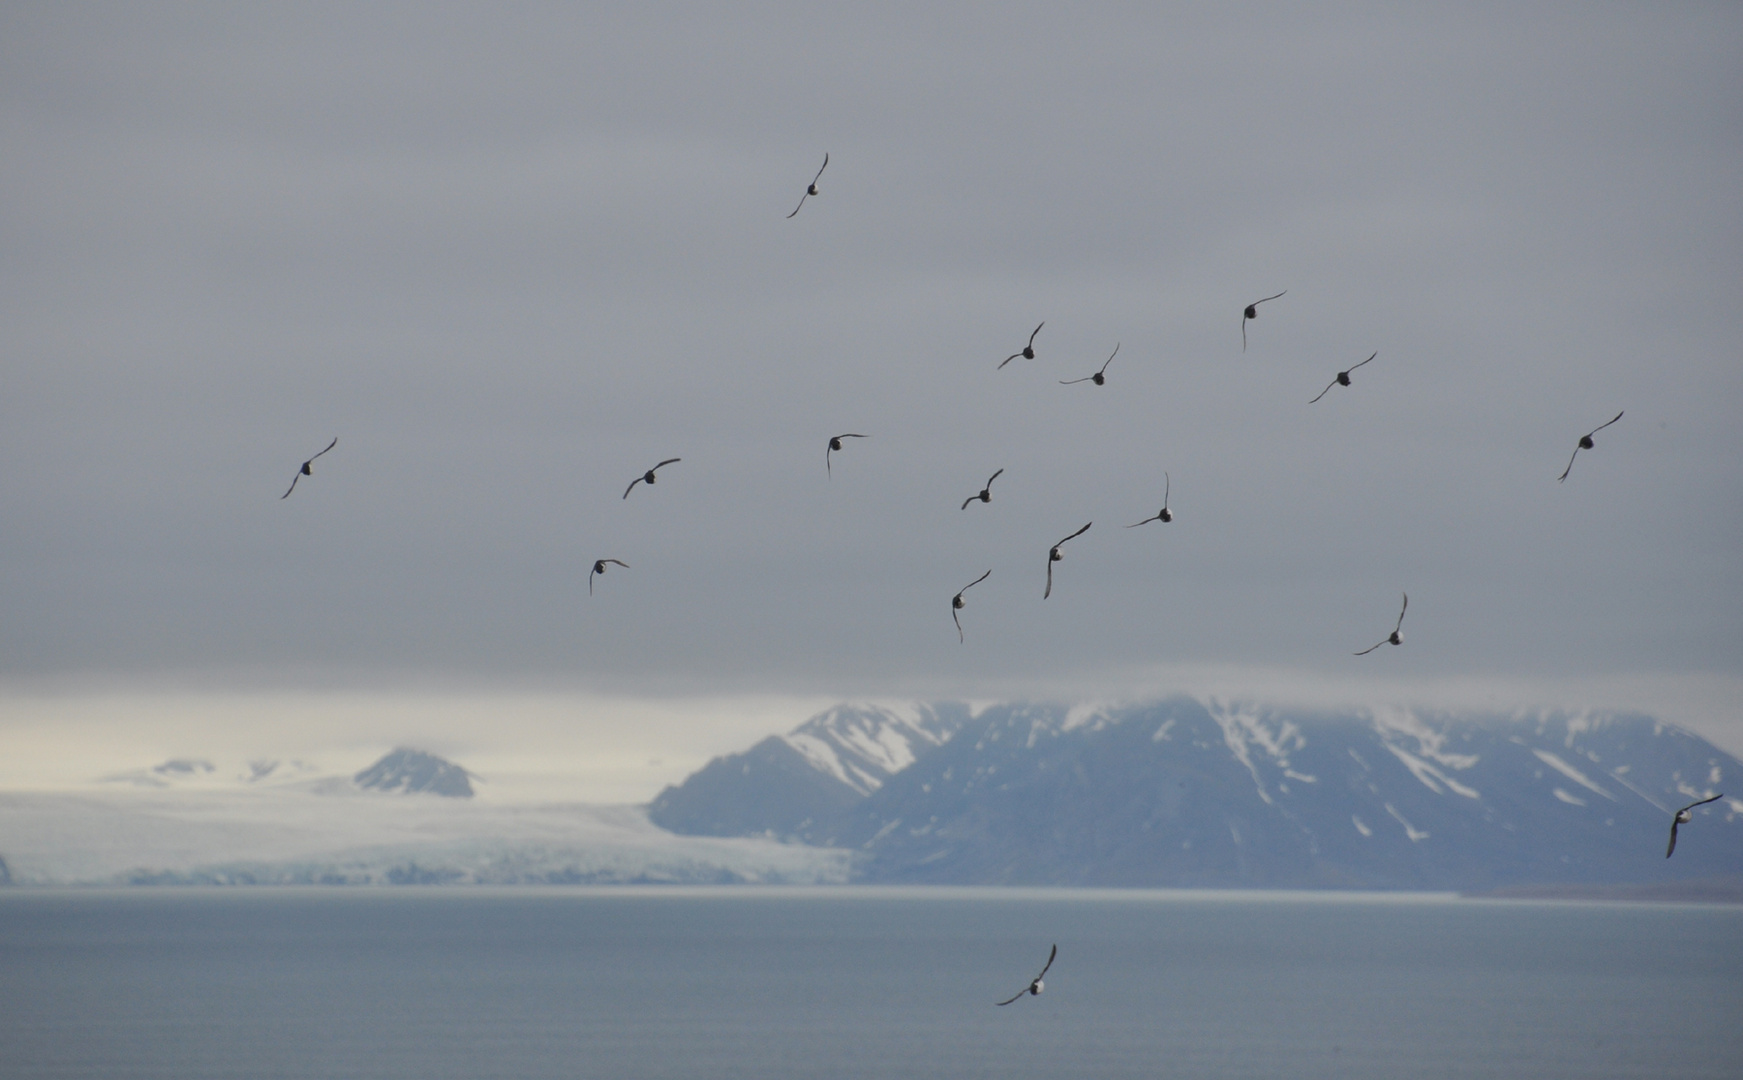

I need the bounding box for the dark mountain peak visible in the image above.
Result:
[353,748,475,798]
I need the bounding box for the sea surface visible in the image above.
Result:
[1,888,1738,1080]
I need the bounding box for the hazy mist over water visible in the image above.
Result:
[2,890,1739,1080]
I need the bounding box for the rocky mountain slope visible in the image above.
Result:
[648,703,969,837]
[649,699,1741,889]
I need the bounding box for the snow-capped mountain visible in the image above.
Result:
[647,703,969,838]
[353,748,475,797]
[649,699,1741,890]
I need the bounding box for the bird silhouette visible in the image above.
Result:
[281,438,338,499]
[826,434,867,478]
[1044,523,1092,599]
[1558,411,1624,482]
[1127,473,1173,528]
[589,559,629,595]
[1060,343,1119,386]
[1241,291,1286,351]
[952,570,991,643]
[961,468,1004,510]
[786,153,829,218]
[995,945,1057,1006]
[1666,793,1723,857]
[1354,592,1408,655]
[999,322,1044,369]
[623,459,681,499]
[1310,352,1377,403]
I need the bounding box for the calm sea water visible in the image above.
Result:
[1,888,1738,1080]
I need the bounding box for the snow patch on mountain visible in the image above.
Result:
[1206,700,1305,806]
[1369,707,1481,771]
[777,703,964,797]
[1532,749,1616,801]
[1385,744,1481,799]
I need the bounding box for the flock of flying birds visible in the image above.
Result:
[276,152,1723,1002]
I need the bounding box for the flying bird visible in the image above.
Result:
[1060,343,1119,386]
[952,570,991,643]
[1241,290,1286,351]
[1558,411,1624,482]
[1127,473,1173,528]
[826,433,868,478]
[623,458,681,499]
[961,468,1004,510]
[1310,352,1378,403]
[786,153,829,218]
[1044,522,1092,599]
[589,559,629,595]
[999,322,1044,369]
[995,945,1057,1006]
[280,438,338,499]
[1354,592,1408,655]
[1666,793,1724,858]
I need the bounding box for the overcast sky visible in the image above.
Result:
[3,5,1740,795]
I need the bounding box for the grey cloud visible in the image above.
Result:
[0,5,1738,697]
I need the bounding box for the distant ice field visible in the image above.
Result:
[1,888,1738,1080]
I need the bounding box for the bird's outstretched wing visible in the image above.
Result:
[961,494,977,510]
[954,606,964,643]
[281,473,301,499]
[987,468,1004,487]
[1057,522,1092,546]
[1586,410,1624,439]
[1666,819,1680,858]
[1309,377,1340,404]
[1027,322,1044,348]
[1349,352,1377,374]
[1557,446,1581,483]
[962,569,992,592]
[995,989,1026,1007]
[308,437,338,462]
[1679,793,1725,813]
[1126,515,1158,528]
[655,458,681,470]
[623,477,643,499]
[1036,944,1057,981]
[1394,593,1409,634]
[999,352,1022,369]
[1242,292,1285,352]
[1059,375,1094,385]
[1044,558,1053,600]
[588,568,598,595]
[787,192,808,218]
[1353,640,1387,656]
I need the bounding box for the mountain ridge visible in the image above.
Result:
[649,698,1741,889]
